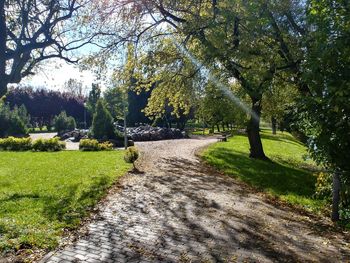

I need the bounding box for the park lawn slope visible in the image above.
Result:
[0,151,130,254]
[202,130,325,212]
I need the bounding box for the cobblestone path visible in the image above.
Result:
[42,138,350,263]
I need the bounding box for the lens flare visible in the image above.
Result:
[172,40,259,122]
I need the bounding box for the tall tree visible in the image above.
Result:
[91,0,307,160]
[63,78,84,96]
[87,83,101,114]
[300,0,350,221]
[0,0,93,98]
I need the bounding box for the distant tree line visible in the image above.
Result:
[4,87,90,129]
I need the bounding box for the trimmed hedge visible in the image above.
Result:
[0,137,65,152]
[0,137,32,151]
[32,138,66,152]
[79,139,113,151]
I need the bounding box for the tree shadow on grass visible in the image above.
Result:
[42,176,110,228]
[205,147,317,198]
[260,132,306,147]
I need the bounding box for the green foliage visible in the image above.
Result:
[202,130,325,212]
[98,141,113,151]
[87,83,101,114]
[17,104,31,128]
[104,87,126,121]
[0,103,29,137]
[315,172,332,201]
[79,139,113,151]
[262,78,299,126]
[0,151,131,252]
[124,146,139,166]
[32,138,66,152]
[301,0,350,175]
[0,137,32,151]
[290,0,350,219]
[79,139,100,151]
[198,83,245,129]
[91,100,116,140]
[53,111,76,134]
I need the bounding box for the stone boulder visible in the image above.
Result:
[124,125,186,142]
[57,129,89,142]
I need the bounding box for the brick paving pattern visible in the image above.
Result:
[42,138,350,263]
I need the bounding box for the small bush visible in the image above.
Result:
[54,111,76,134]
[0,137,32,151]
[79,139,100,151]
[315,172,332,201]
[79,139,114,151]
[32,138,66,152]
[98,141,113,151]
[124,146,139,169]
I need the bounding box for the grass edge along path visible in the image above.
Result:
[202,130,327,213]
[0,151,131,255]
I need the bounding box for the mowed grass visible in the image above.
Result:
[0,151,130,253]
[202,130,326,212]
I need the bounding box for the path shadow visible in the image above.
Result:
[57,157,349,262]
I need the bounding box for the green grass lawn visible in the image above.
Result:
[202,129,326,212]
[0,151,130,253]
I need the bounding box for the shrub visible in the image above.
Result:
[32,138,66,152]
[98,141,113,151]
[54,111,76,134]
[79,139,100,151]
[315,172,332,201]
[79,139,114,151]
[0,137,32,151]
[124,146,139,169]
[0,103,28,137]
[91,100,116,140]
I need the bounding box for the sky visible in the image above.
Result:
[21,60,96,94]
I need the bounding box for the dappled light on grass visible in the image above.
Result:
[202,130,325,212]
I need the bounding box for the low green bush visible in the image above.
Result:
[79,139,100,151]
[124,146,139,169]
[79,139,114,151]
[32,138,66,152]
[98,141,113,151]
[0,137,32,151]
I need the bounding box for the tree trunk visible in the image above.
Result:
[216,124,220,132]
[271,116,277,135]
[247,98,268,160]
[0,0,8,98]
[332,171,341,221]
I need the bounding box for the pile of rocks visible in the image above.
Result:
[57,129,89,142]
[125,125,186,142]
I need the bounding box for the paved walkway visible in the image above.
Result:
[41,138,350,263]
